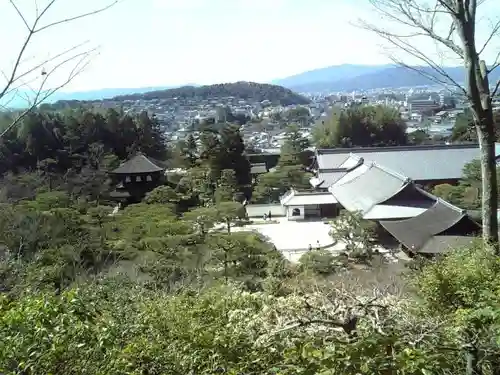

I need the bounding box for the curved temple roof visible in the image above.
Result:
[329,161,411,214]
[380,199,470,251]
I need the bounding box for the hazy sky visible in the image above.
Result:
[0,0,499,92]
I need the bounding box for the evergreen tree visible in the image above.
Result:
[199,124,251,192]
[278,124,310,167]
[215,169,237,203]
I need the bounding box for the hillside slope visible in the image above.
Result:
[279,65,500,92]
[112,82,310,105]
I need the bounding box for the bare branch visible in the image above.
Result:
[366,0,464,58]
[35,1,120,33]
[479,20,500,56]
[492,80,500,98]
[359,17,468,95]
[9,0,31,31]
[0,47,98,138]
[490,50,500,75]
[0,0,119,138]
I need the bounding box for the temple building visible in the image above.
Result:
[311,143,500,191]
[109,153,166,204]
[278,152,480,255]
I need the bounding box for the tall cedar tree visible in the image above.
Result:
[199,124,251,191]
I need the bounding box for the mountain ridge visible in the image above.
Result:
[272,64,394,88]
[274,64,500,93]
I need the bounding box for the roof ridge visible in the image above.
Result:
[415,186,467,214]
[370,161,412,183]
[319,154,364,173]
[316,143,480,155]
[435,197,467,215]
[294,191,335,196]
[138,154,163,170]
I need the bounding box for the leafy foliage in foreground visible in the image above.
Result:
[0,279,449,375]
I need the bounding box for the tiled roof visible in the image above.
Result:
[281,190,338,206]
[313,155,364,188]
[418,235,476,254]
[111,153,165,174]
[315,143,500,183]
[380,199,471,251]
[316,170,348,187]
[329,162,411,214]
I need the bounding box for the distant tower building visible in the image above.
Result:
[439,92,445,106]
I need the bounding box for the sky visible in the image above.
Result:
[0,0,499,93]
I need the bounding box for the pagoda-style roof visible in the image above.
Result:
[111,153,165,175]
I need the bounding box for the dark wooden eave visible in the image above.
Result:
[380,199,480,253]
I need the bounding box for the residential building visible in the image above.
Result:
[408,98,439,113]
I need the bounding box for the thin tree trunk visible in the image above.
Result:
[476,123,499,251]
[455,7,499,251]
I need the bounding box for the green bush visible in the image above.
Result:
[298,249,338,275]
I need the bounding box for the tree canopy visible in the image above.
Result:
[312,105,408,148]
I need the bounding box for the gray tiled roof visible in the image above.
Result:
[281,190,338,206]
[418,235,476,254]
[329,162,411,213]
[317,169,348,187]
[316,144,500,182]
[111,153,165,174]
[380,199,468,251]
[314,155,364,187]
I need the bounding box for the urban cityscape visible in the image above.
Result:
[47,80,500,151]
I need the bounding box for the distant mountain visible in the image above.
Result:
[276,64,500,93]
[273,64,393,89]
[111,81,310,106]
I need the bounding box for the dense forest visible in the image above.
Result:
[112,81,311,105]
